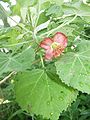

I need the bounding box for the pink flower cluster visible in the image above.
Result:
[40,32,68,60]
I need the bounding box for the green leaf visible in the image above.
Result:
[0,47,35,75]
[55,40,90,94]
[48,0,64,6]
[0,27,23,49]
[78,1,90,16]
[0,4,9,27]
[62,5,77,16]
[51,24,79,37]
[35,20,50,33]
[5,28,21,45]
[15,69,78,120]
[37,12,50,26]
[82,16,90,24]
[64,1,90,17]
[11,3,21,16]
[17,0,38,7]
[41,1,51,10]
[46,4,63,16]
[20,6,28,23]
[40,0,64,6]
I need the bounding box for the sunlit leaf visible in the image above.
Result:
[55,40,90,93]
[15,69,78,120]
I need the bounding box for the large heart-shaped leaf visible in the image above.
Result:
[55,40,90,93]
[15,69,78,120]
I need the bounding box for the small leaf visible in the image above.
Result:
[46,4,62,16]
[55,40,90,93]
[15,69,78,120]
[35,20,50,33]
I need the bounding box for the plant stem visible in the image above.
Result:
[34,0,40,28]
[4,40,33,47]
[0,71,16,85]
[40,14,77,37]
[0,4,32,34]
[53,13,76,20]
[40,55,45,68]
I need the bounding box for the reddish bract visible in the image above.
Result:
[40,32,68,60]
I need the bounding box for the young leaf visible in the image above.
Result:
[55,40,90,93]
[15,69,78,120]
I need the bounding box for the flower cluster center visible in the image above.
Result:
[51,42,59,49]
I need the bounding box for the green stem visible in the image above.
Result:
[40,14,77,37]
[0,71,16,85]
[54,13,76,20]
[34,0,40,28]
[40,55,45,68]
[3,40,33,47]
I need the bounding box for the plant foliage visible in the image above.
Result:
[0,0,90,120]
